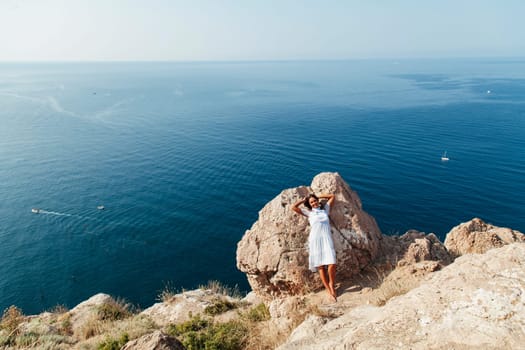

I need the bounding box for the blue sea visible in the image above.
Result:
[1,59,524,314]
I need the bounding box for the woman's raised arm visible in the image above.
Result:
[291,198,307,216]
[318,193,335,207]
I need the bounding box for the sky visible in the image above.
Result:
[1,0,524,61]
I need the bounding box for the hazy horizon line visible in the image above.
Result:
[1,55,524,65]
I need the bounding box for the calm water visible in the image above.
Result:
[1,59,524,314]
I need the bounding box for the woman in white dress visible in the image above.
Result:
[292,193,337,301]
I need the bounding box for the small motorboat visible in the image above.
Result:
[31,208,40,214]
[97,205,105,210]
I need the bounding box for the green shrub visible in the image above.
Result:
[203,321,247,350]
[167,315,247,350]
[245,303,270,322]
[97,332,129,350]
[167,314,210,336]
[204,298,238,316]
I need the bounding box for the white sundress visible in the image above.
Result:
[301,203,336,271]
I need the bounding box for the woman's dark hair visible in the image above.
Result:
[303,194,324,210]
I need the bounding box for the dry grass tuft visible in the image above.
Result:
[97,298,134,321]
[77,315,106,340]
[199,280,243,299]
[46,304,69,315]
[0,306,25,335]
[74,313,157,348]
[157,281,179,302]
[0,306,26,347]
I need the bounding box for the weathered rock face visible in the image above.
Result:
[278,243,525,350]
[444,217,525,257]
[268,296,308,332]
[236,172,382,298]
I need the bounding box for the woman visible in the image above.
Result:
[292,193,337,301]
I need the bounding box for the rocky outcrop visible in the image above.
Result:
[236,172,382,299]
[237,174,525,349]
[370,229,454,285]
[444,217,525,257]
[278,243,525,350]
[379,229,452,267]
[141,289,240,327]
[121,330,185,350]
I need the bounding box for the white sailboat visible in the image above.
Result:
[441,151,449,161]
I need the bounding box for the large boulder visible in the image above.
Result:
[444,218,525,257]
[236,172,382,298]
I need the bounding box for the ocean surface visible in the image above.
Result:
[1,59,524,314]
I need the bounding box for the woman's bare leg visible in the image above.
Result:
[328,264,337,301]
[317,266,331,297]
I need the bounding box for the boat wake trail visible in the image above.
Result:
[38,210,74,217]
[32,208,95,220]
